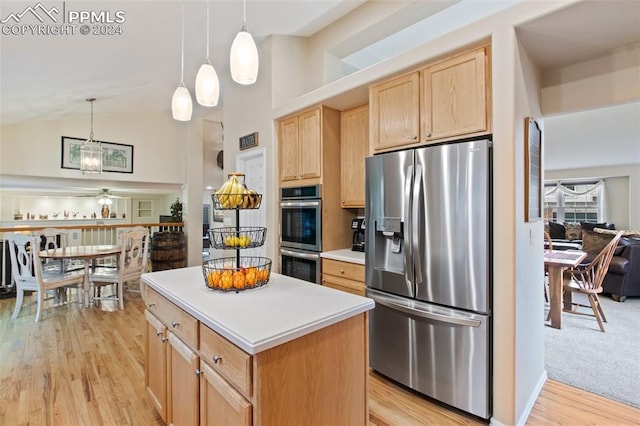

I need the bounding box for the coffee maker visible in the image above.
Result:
[351,218,365,252]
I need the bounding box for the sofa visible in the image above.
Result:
[546,222,640,301]
[580,232,640,302]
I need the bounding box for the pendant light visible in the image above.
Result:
[80,98,102,174]
[230,0,259,85]
[172,3,193,121]
[195,0,220,106]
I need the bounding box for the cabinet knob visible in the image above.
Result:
[147,303,155,308]
[171,321,180,328]
[340,269,345,274]
[341,200,345,204]
[424,132,431,138]
[161,337,168,343]
[156,330,163,337]
[212,355,223,364]
[412,135,418,140]
[195,369,204,376]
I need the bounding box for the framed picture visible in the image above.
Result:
[524,117,542,222]
[61,136,134,173]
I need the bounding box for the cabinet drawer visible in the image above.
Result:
[200,324,252,397]
[322,259,365,282]
[322,274,365,296]
[146,287,198,350]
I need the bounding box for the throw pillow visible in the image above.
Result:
[548,222,565,239]
[564,222,582,240]
[581,230,614,254]
[580,222,607,231]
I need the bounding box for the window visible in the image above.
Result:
[544,181,604,223]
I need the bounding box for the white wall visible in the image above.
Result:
[0,111,186,186]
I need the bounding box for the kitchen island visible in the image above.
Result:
[141,267,374,425]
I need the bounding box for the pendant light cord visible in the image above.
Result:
[205,0,211,63]
[242,0,247,31]
[180,3,185,85]
[89,100,94,140]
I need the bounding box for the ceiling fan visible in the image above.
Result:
[75,188,126,200]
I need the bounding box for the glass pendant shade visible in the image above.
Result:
[80,139,102,174]
[172,84,193,121]
[195,63,220,106]
[230,30,259,85]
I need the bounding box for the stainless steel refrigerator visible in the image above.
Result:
[365,139,492,419]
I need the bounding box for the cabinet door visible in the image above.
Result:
[341,105,369,208]
[370,72,420,151]
[298,107,322,180]
[278,116,299,182]
[168,333,200,426]
[421,48,488,141]
[200,361,252,426]
[145,311,168,422]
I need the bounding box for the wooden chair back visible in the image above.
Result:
[544,231,553,251]
[8,234,36,288]
[567,231,623,292]
[118,226,150,283]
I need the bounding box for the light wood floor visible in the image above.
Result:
[1,290,639,425]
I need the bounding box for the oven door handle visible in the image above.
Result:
[280,201,321,208]
[281,249,321,260]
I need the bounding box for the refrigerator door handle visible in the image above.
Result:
[371,293,482,328]
[403,165,414,286]
[412,164,423,287]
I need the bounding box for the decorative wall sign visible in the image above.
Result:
[239,132,258,150]
[524,118,542,222]
[61,136,134,173]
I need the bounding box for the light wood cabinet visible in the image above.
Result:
[277,105,340,187]
[341,104,369,208]
[168,332,200,426]
[322,258,365,296]
[145,283,369,425]
[369,73,420,151]
[421,47,489,141]
[145,311,168,422]
[200,361,252,426]
[369,45,491,153]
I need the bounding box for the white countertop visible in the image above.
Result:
[141,267,374,355]
[321,248,365,265]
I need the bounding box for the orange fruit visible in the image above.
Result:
[233,270,245,289]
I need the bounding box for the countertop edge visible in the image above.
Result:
[321,249,365,265]
[142,275,374,355]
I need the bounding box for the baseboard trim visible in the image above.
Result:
[517,371,547,426]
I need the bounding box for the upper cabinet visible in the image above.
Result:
[277,105,340,187]
[370,45,491,153]
[369,73,420,152]
[421,47,489,141]
[341,104,369,208]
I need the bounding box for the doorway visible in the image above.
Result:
[236,148,267,257]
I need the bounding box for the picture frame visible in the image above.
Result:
[524,117,542,222]
[61,136,134,173]
[239,132,258,150]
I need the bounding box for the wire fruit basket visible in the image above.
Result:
[202,257,272,292]
[209,227,267,249]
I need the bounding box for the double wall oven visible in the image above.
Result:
[279,185,322,284]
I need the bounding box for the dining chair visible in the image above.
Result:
[562,231,624,332]
[87,226,150,310]
[8,234,84,322]
[38,227,76,273]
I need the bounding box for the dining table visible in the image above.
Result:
[39,245,122,307]
[544,249,587,329]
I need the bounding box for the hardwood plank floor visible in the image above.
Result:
[1,290,638,425]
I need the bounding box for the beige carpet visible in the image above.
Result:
[544,293,640,408]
